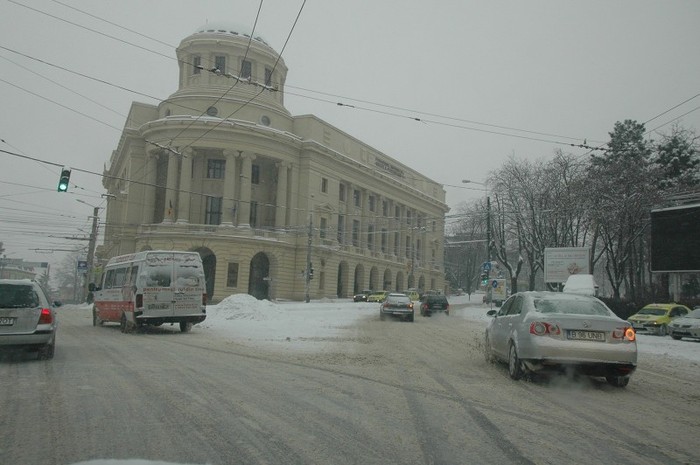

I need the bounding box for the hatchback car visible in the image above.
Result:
[484,291,637,387]
[627,303,691,336]
[367,290,388,303]
[669,308,700,340]
[0,279,59,360]
[353,289,373,302]
[379,293,414,322]
[419,294,449,316]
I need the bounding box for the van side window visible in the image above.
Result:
[114,267,127,288]
[104,269,116,289]
[144,264,172,287]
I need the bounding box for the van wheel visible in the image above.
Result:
[179,321,193,333]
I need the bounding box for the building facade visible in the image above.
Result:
[101,23,449,302]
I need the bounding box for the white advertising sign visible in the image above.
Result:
[544,247,590,283]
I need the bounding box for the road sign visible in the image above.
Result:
[482,262,492,271]
[492,279,498,288]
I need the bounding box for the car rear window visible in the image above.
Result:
[387,295,411,304]
[533,297,610,316]
[0,284,40,308]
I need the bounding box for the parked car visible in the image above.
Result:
[627,303,691,336]
[379,293,414,322]
[0,279,60,360]
[367,290,388,303]
[484,291,637,387]
[353,289,373,302]
[563,274,598,296]
[403,290,420,301]
[669,308,700,340]
[420,294,450,316]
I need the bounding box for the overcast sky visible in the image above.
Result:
[1,0,698,274]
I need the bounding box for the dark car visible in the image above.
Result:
[420,294,449,317]
[353,289,373,302]
[0,279,60,360]
[380,293,415,322]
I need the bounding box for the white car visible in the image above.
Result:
[669,309,700,340]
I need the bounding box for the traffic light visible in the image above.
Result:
[480,270,489,286]
[308,263,314,279]
[57,168,71,192]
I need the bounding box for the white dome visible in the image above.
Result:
[193,22,269,46]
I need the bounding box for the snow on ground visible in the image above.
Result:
[199,294,700,362]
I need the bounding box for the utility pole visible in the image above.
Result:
[305,213,312,303]
[83,206,99,302]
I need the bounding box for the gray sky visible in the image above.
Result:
[1,0,699,274]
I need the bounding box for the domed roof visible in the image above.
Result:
[193,22,271,47]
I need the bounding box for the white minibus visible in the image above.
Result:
[91,251,207,333]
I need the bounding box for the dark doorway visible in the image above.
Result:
[248,252,270,300]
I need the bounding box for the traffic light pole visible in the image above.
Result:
[83,206,99,303]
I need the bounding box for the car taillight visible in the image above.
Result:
[38,308,53,324]
[529,321,561,336]
[135,294,143,308]
[202,293,207,306]
[613,327,636,342]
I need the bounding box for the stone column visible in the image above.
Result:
[237,152,256,228]
[162,152,179,223]
[275,161,289,229]
[142,150,158,224]
[176,148,193,224]
[222,149,239,226]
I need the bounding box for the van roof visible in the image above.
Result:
[106,250,201,266]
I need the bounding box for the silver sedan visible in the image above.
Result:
[669,309,700,340]
[484,291,637,387]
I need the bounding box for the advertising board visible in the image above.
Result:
[544,247,590,283]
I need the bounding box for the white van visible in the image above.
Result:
[563,274,599,296]
[91,251,207,333]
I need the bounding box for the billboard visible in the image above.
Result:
[544,247,590,283]
[651,203,700,272]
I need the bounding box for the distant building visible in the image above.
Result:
[101,23,448,301]
[0,258,47,280]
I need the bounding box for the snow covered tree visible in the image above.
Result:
[653,124,699,190]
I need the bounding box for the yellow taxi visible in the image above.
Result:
[403,290,420,301]
[627,303,691,336]
[367,290,388,303]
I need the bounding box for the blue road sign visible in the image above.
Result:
[492,280,499,288]
[482,262,492,271]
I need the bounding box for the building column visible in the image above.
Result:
[275,161,289,229]
[222,149,239,226]
[162,152,179,223]
[176,148,193,224]
[142,150,158,224]
[237,152,256,228]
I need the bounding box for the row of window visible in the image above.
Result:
[206,159,260,183]
[192,55,273,86]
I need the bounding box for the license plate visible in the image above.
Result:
[0,317,15,326]
[147,303,171,310]
[567,330,605,341]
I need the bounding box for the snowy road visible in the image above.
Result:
[1,299,699,465]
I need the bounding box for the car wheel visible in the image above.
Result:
[606,375,630,388]
[120,313,132,334]
[179,321,193,333]
[671,333,682,340]
[92,307,103,327]
[658,324,668,336]
[37,340,55,360]
[484,334,494,364]
[508,342,524,380]
[407,314,414,322]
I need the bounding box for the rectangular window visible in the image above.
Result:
[320,217,327,239]
[394,232,400,256]
[193,56,201,74]
[369,195,375,212]
[382,200,388,217]
[339,184,346,202]
[319,271,325,290]
[381,229,388,253]
[407,210,412,225]
[205,196,223,225]
[353,189,361,207]
[227,263,239,287]
[250,201,258,227]
[395,206,401,221]
[367,224,374,249]
[337,215,345,243]
[265,68,273,86]
[207,159,225,179]
[321,177,328,193]
[352,220,360,247]
[214,55,226,73]
[241,59,252,79]
[251,164,260,184]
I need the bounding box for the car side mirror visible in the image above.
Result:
[53,300,63,307]
[487,309,497,317]
[88,283,96,292]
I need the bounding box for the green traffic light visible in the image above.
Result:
[57,168,71,192]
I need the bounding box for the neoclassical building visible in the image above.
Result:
[101,23,449,301]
